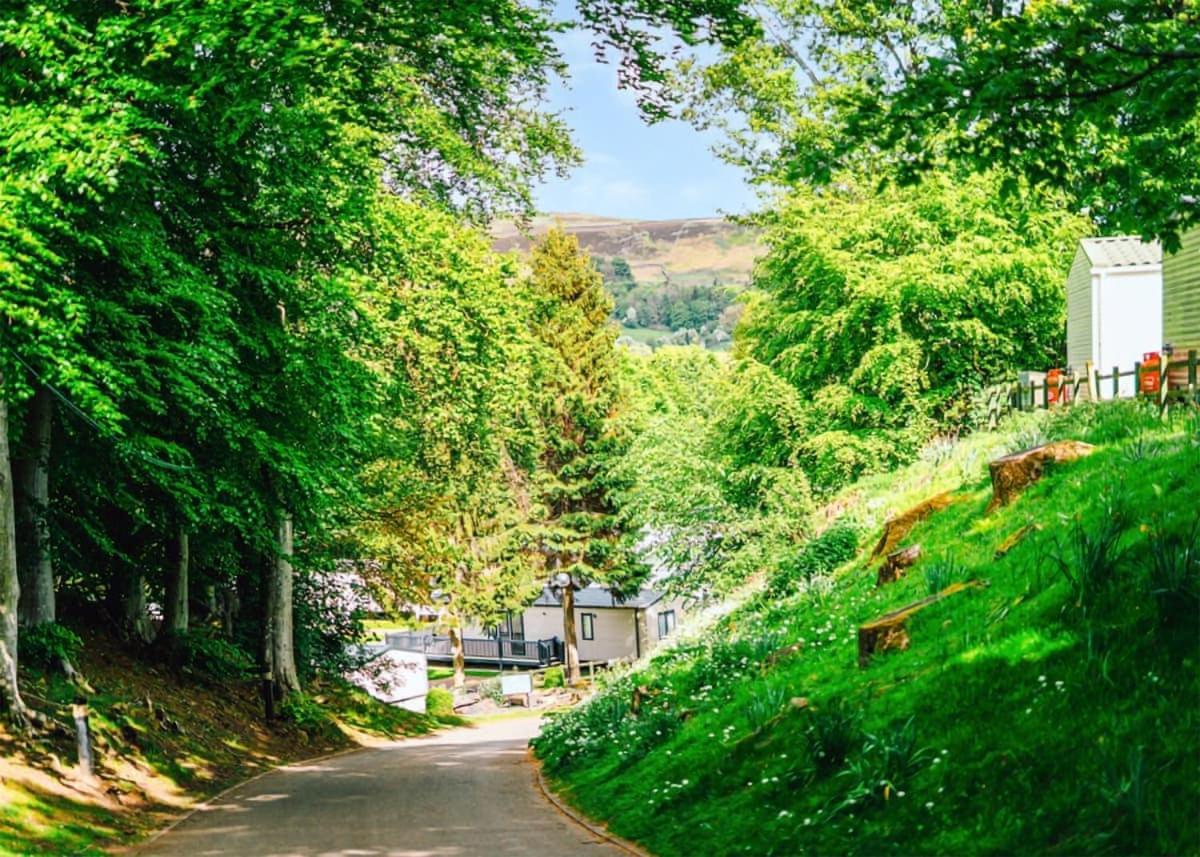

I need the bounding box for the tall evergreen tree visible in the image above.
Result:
[529,228,638,683]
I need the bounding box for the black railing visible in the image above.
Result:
[385,631,560,667]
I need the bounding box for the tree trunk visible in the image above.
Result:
[265,513,300,698]
[14,385,54,627]
[0,394,28,725]
[220,582,239,638]
[115,566,153,644]
[562,583,580,685]
[449,622,465,690]
[161,529,188,639]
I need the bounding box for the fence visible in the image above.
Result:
[979,350,1199,429]
[384,630,562,668]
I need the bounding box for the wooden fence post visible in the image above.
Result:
[1041,379,1049,410]
[1134,361,1142,402]
[1112,366,1120,400]
[1085,360,1096,402]
[1190,350,1198,399]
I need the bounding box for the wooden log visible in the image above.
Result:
[858,580,986,668]
[986,441,1094,512]
[877,544,921,587]
[993,523,1043,560]
[870,492,958,560]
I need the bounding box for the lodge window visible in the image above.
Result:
[657,610,676,639]
[581,613,596,641]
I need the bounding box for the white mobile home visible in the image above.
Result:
[1066,236,1162,397]
[468,584,687,664]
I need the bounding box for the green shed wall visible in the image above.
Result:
[1163,228,1200,356]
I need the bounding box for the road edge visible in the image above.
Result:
[126,742,370,855]
[528,749,651,857]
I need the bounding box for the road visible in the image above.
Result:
[139,715,621,857]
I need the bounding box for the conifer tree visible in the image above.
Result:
[529,228,638,683]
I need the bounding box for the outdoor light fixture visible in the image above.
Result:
[553,572,571,588]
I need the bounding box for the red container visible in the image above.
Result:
[1046,368,1069,404]
[1140,352,1161,395]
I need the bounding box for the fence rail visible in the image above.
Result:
[980,350,1199,429]
[384,631,562,668]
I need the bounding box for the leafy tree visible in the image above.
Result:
[736,171,1088,493]
[681,0,1198,244]
[530,228,638,682]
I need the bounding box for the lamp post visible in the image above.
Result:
[548,564,580,684]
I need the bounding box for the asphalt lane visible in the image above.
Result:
[138,715,621,857]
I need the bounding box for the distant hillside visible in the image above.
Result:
[493,214,763,351]
[491,213,761,289]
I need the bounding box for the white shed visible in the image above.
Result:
[1066,236,1162,398]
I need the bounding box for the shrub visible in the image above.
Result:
[541,666,565,688]
[174,631,254,681]
[1145,516,1200,630]
[745,684,789,732]
[479,678,505,705]
[20,623,83,670]
[280,693,338,740]
[1052,489,1132,606]
[924,558,967,595]
[769,521,861,596]
[426,687,455,718]
[840,717,930,807]
[805,699,862,775]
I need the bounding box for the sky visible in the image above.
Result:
[533,25,758,222]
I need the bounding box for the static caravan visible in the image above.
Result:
[1162,228,1200,387]
[1065,237,1162,398]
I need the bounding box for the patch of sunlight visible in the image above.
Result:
[955,628,1077,667]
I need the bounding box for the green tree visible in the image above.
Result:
[737,171,1088,492]
[530,228,637,683]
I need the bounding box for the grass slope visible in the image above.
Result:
[535,403,1200,856]
[1,631,460,855]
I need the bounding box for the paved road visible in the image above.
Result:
[140,716,620,857]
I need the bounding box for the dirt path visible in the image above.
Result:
[137,715,619,856]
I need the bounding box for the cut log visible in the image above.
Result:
[877,544,921,587]
[870,492,958,560]
[986,441,1094,512]
[993,523,1043,560]
[858,580,987,667]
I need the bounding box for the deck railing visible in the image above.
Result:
[384,631,561,668]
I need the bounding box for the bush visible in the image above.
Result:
[427,687,456,718]
[541,666,565,689]
[924,558,967,595]
[174,631,254,681]
[1145,515,1200,630]
[805,699,862,775]
[1052,489,1132,607]
[769,521,861,596]
[20,623,83,670]
[840,717,929,808]
[479,678,505,705]
[280,693,339,740]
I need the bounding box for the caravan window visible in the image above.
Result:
[657,610,676,639]
[581,613,596,641]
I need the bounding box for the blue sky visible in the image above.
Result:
[533,25,758,221]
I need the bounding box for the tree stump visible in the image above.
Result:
[986,441,1094,512]
[870,492,957,560]
[858,580,986,667]
[877,544,921,586]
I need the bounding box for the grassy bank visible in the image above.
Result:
[534,403,1200,856]
[1,632,460,855]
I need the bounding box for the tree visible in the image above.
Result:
[529,228,638,683]
[736,171,1088,492]
[681,0,1198,245]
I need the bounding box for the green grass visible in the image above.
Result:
[534,402,1200,856]
[427,666,500,681]
[619,325,672,346]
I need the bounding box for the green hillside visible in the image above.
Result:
[534,403,1200,856]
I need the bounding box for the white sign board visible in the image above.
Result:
[347,649,429,713]
[501,673,533,696]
